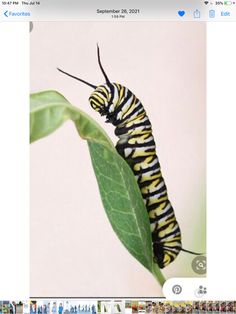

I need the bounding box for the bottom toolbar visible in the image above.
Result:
[0,300,236,314]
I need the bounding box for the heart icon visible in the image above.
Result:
[178,10,185,17]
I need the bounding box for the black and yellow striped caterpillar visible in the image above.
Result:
[58,45,202,269]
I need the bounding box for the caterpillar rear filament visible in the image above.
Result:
[57,45,202,268]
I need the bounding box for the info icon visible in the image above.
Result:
[192,256,206,275]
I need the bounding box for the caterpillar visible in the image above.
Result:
[57,45,202,269]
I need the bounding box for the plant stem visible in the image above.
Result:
[152,263,166,286]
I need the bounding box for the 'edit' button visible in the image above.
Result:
[221,11,230,17]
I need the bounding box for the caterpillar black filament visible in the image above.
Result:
[57,45,202,268]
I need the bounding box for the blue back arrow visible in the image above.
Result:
[4,10,8,17]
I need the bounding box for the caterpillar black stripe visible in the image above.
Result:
[57,45,203,269]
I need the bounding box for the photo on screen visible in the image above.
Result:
[30,21,206,297]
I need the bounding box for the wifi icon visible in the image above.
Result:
[204,1,209,4]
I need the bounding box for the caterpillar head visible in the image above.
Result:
[88,84,112,116]
[57,44,114,117]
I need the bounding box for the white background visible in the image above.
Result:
[0,22,235,299]
[0,22,29,299]
[207,22,236,300]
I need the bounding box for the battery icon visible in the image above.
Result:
[224,1,232,4]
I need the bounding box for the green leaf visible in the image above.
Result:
[30,90,113,147]
[30,90,166,285]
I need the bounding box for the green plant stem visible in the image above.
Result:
[152,262,166,286]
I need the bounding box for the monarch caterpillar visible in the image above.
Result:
[58,45,202,268]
